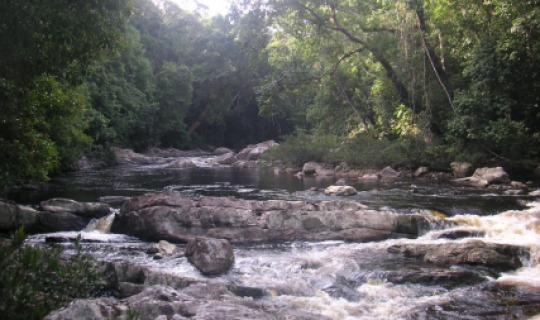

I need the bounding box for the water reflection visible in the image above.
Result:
[7,165,529,216]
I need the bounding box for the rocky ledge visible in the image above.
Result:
[388,240,529,271]
[45,284,330,320]
[112,191,427,244]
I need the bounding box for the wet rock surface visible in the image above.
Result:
[112,191,426,243]
[185,237,235,275]
[0,198,111,233]
[387,240,529,271]
[45,285,330,320]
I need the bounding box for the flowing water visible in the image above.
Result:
[11,159,540,319]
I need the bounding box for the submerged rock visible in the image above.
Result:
[112,191,427,244]
[387,240,529,271]
[185,237,234,276]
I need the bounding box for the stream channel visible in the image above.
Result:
[8,156,540,319]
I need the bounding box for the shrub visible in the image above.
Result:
[0,228,106,320]
[262,130,339,166]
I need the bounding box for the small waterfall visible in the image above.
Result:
[84,211,117,233]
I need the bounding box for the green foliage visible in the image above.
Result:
[262,130,339,166]
[0,229,106,320]
[0,0,131,187]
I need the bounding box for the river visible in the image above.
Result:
[11,158,540,319]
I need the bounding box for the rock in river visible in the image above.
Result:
[387,240,529,271]
[185,237,235,276]
[112,191,427,244]
[45,285,330,320]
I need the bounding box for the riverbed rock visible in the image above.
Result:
[324,185,358,196]
[236,140,278,161]
[147,240,179,260]
[302,162,335,177]
[383,267,487,288]
[185,237,234,275]
[451,162,474,178]
[213,147,234,155]
[45,285,330,320]
[0,200,39,232]
[40,198,110,218]
[414,167,430,177]
[211,152,237,165]
[387,240,529,271]
[113,148,160,165]
[164,159,197,169]
[473,167,510,184]
[112,191,427,244]
[379,166,400,180]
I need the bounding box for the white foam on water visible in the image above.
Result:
[447,201,540,290]
[274,281,448,320]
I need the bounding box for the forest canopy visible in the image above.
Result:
[1,0,539,187]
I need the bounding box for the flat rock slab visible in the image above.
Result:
[112,191,427,244]
[387,240,529,271]
[45,285,330,320]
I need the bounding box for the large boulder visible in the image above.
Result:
[236,140,278,161]
[387,240,528,271]
[379,166,399,180]
[185,237,234,276]
[164,159,197,169]
[450,162,474,178]
[324,185,358,196]
[113,148,158,166]
[473,167,510,184]
[0,201,39,232]
[40,198,110,218]
[147,240,179,260]
[0,198,111,233]
[112,191,427,244]
[302,162,335,177]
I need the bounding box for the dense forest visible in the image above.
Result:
[1,0,539,187]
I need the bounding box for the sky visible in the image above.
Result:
[169,0,232,16]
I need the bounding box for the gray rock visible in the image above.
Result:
[430,228,485,240]
[213,147,234,155]
[387,240,529,271]
[164,159,197,169]
[40,198,110,218]
[324,185,358,196]
[46,285,330,320]
[473,167,510,184]
[451,176,490,188]
[384,267,486,288]
[0,201,39,232]
[450,162,474,178]
[147,240,179,259]
[185,238,235,276]
[379,166,399,179]
[236,141,278,161]
[302,162,320,175]
[414,167,430,177]
[112,191,426,244]
[212,152,237,165]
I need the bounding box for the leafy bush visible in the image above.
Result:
[263,130,448,169]
[0,228,106,320]
[262,130,339,166]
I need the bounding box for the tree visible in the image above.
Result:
[0,0,131,187]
